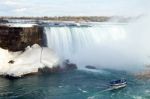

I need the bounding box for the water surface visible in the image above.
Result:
[0,69,149,99]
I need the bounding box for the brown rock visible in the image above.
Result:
[0,25,44,51]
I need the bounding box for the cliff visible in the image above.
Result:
[0,25,44,51]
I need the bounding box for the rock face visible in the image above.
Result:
[0,25,44,51]
[0,24,77,78]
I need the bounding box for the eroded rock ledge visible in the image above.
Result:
[0,25,77,78]
[0,25,44,51]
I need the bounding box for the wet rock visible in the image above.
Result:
[38,60,77,74]
[63,60,77,70]
[0,25,44,51]
[4,75,20,80]
[38,66,62,74]
[8,60,15,64]
[0,19,8,23]
[85,65,97,69]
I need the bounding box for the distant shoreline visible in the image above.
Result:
[0,16,131,22]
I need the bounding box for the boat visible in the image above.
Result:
[109,79,127,90]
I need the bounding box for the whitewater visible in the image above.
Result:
[0,21,150,99]
[0,21,149,77]
[44,22,149,71]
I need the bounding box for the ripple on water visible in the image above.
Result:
[0,69,149,99]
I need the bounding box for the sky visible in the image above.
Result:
[0,0,149,17]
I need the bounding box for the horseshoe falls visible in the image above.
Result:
[44,23,149,70]
[1,22,150,99]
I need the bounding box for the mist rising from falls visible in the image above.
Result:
[44,22,149,70]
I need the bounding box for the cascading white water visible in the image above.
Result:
[45,23,127,56]
[44,22,150,70]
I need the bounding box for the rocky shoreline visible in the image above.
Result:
[4,63,77,79]
[0,24,77,78]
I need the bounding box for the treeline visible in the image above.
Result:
[43,16,111,22]
[0,16,111,22]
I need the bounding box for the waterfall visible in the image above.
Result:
[44,23,149,70]
[45,24,127,56]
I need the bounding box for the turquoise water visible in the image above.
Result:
[0,69,149,99]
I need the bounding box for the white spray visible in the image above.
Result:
[44,20,150,71]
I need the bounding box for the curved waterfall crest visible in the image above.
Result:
[44,24,127,56]
[44,23,149,70]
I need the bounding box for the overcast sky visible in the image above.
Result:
[0,0,149,17]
